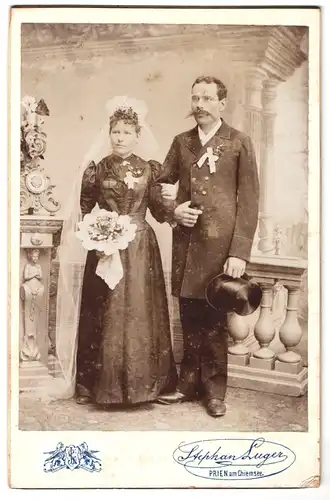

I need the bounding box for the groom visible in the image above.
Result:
[152,76,260,417]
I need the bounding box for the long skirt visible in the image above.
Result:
[75,224,178,405]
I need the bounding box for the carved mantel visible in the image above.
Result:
[21,217,64,235]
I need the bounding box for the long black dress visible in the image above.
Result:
[75,153,178,405]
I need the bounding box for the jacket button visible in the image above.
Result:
[202,190,207,195]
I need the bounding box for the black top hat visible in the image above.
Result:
[205,273,262,316]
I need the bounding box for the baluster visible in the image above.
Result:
[276,285,303,372]
[250,283,276,369]
[227,312,250,366]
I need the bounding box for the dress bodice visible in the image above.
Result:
[98,154,150,218]
[80,154,162,221]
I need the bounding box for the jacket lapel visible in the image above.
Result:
[183,126,202,157]
[203,119,232,149]
[215,119,231,140]
[183,120,232,156]
[198,120,232,160]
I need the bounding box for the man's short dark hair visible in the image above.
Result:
[192,76,227,101]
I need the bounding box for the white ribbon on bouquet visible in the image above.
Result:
[96,252,124,289]
[75,205,137,290]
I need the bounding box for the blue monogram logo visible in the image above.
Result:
[43,442,102,473]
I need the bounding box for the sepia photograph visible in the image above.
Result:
[8,5,320,489]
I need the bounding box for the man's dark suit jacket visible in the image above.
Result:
[150,120,260,299]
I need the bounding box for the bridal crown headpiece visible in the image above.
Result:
[109,106,141,134]
[106,96,148,128]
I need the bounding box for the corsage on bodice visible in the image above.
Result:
[98,154,149,218]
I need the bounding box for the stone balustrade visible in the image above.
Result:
[227,255,308,396]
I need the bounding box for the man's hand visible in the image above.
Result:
[224,257,246,279]
[96,250,104,259]
[174,200,203,227]
[160,183,178,201]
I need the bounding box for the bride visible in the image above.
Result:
[53,96,178,407]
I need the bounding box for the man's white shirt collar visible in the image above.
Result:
[198,118,222,146]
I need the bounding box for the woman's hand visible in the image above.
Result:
[160,183,178,201]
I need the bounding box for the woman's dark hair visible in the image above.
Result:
[109,106,141,135]
[192,76,227,101]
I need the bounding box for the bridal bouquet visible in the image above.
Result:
[76,206,137,289]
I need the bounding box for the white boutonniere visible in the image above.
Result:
[197,147,219,174]
[214,141,226,156]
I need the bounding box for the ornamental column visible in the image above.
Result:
[257,79,278,254]
[243,68,267,171]
[243,68,269,255]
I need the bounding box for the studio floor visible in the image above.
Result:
[19,386,308,432]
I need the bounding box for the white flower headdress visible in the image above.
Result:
[106,96,148,128]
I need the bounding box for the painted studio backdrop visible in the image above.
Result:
[19,24,308,400]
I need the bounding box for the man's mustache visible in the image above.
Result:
[185,109,216,119]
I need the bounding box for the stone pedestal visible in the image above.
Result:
[228,364,308,397]
[19,216,63,393]
[228,352,250,367]
[19,361,54,392]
